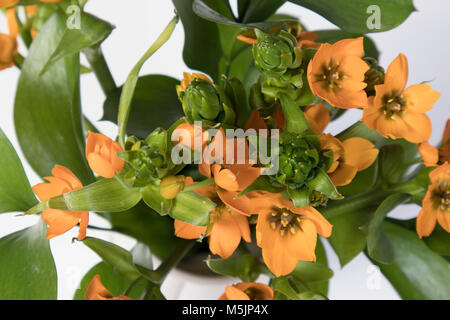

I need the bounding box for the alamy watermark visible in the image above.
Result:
[171,121,280,175]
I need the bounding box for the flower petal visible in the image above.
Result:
[343,137,379,171]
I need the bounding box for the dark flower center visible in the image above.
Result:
[431,180,450,212]
[243,287,266,300]
[269,208,303,236]
[318,61,345,90]
[382,93,406,118]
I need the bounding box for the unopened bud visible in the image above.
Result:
[160,175,185,199]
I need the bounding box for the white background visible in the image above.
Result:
[0,0,449,300]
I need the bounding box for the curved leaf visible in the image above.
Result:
[366,193,410,264]
[0,220,57,299]
[206,254,260,282]
[14,11,94,185]
[103,75,183,139]
[27,178,142,214]
[372,222,450,299]
[289,0,415,33]
[73,262,146,300]
[39,12,114,76]
[237,0,286,23]
[0,128,37,213]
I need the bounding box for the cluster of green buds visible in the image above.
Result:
[363,57,385,96]
[178,77,240,127]
[119,129,174,187]
[269,132,336,207]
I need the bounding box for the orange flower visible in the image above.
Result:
[85,275,133,300]
[173,123,208,150]
[304,103,330,134]
[86,131,124,179]
[32,165,89,240]
[176,72,211,94]
[219,282,274,300]
[320,134,378,186]
[255,194,332,277]
[174,180,251,259]
[307,38,369,109]
[416,163,450,238]
[362,54,440,143]
[244,108,285,132]
[0,9,18,71]
[0,0,18,8]
[418,119,450,167]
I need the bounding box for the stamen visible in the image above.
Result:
[268,208,303,237]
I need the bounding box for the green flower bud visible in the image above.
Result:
[252,29,302,76]
[309,190,328,207]
[120,132,171,187]
[364,57,385,96]
[270,132,321,189]
[183,78,223,123]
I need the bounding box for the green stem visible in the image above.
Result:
[155,240,195,283]
[13,53,24,69]
[117,15,179,147]
[82,45,117,95]
[182,178,214,192]
[124,276,144,296]
[321,181,423,220]
[83,115,100,134]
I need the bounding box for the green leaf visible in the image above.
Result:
[173,0,223,80]
[39,12,114,76]
[278,93,310,135]
[336,121,384,145]
[306,169,342,200]
[338,160,378,197]
[14,11,94,185]
[328,206,376,266]
[314,30,379,59]
[108,201,184,260]
[0,220,57,299]
[103,75,183,139]
[0,128,38,213]
[288,0,415,33]
[291,260,333,283]
[287,188,309,208]
[237,0,286,23]
[74,262,146,300]
[27,178,142,214]
[307,239,329,295]
[367,193,410,264]
[372,222,450,299]
[117,16,178,146]
[424,228,450,258]
[82,237,158,283]
[206,254,261,282]
[379,144,406,184]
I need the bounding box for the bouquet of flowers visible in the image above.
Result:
[0,0,448,300]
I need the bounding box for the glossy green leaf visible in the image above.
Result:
[279,93,310,135]
[328,206,376,266]
[73,262,146,300]
[237,0,286,23]
[83,237,158,283]
[307,239,329,295]
[336,121,384,145]
[288,0,415,33]
[306,169,342,200]
[424,228,450,258]
[108,201,184,260]
[103,75,183,139]
[14,11,93,185]
[314,30,379,59]
[117,16,178,146]
[367,193,410,264]
[291,260,333,283]
[379,144,406,184]
[173,0,223,80]
[287,188,309,208]
[372,222,450,299]
[338,161,378,197]
[0,220,57,299]
[27,178,142,214]
[206,254,261,282]
[39,12,114,76]
[0,128,38,213]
